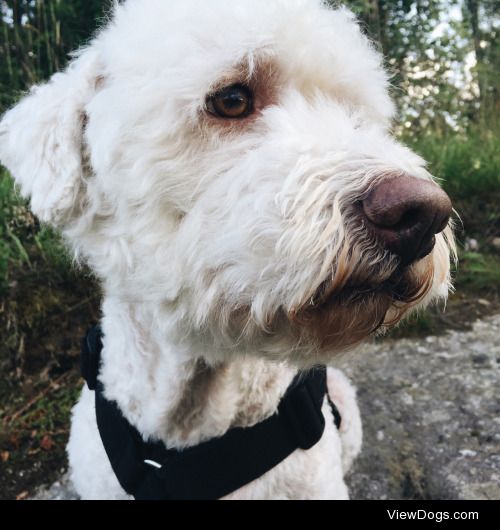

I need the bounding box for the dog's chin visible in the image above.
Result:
[290,261,434,352]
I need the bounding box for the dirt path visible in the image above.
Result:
[32,313,500,500]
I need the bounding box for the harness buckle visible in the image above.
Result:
[144,459,163,469]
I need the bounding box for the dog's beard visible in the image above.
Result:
[288,260,434,351]
[284,218,436,351]
[220,247,434,356]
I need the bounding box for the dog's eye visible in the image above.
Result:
[206,84,253,119]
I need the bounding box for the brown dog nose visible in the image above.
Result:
[361,175,452,265]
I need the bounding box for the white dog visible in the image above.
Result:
[0,0,455,500]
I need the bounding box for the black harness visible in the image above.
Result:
[80,325,341,500]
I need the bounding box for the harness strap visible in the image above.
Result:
[81,325,341,500]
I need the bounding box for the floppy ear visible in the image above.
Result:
[0,50,101,226]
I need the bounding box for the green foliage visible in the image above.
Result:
[0,169,70,294]
[405,127,500,199]
[0,170,26,291]
[339,0,499,136]
[457,251,500,289]
[0,0,113,111]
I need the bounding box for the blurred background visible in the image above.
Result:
[0,0,498,500]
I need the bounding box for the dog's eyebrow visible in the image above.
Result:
[206,55,282,115]
[207,50,281,91]
[208,64,253,95]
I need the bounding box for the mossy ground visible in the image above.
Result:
[0,264,99,499]
[0,175,99,498]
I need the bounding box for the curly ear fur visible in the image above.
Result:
[0,50,101,226]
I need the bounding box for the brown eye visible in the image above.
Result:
[206,84,253,119]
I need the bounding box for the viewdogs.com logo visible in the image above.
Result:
[387,510,479,523]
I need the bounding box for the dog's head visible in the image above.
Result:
[0,0,455,363]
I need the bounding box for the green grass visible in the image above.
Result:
[0,170,72,294]
[404,126,500,200]
[456,252,500,290]
[405,126,499,262]
[0,173,22,291]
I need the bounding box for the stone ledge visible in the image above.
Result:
[343,314,500,500]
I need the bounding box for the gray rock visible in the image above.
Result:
[31,474,78,500]
[342,314,500,500]
[465,238,480,252]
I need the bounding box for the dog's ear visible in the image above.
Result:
[0,50,101,226]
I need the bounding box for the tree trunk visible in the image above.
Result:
[465,0,487,119]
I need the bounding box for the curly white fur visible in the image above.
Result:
[0,0,454,500]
